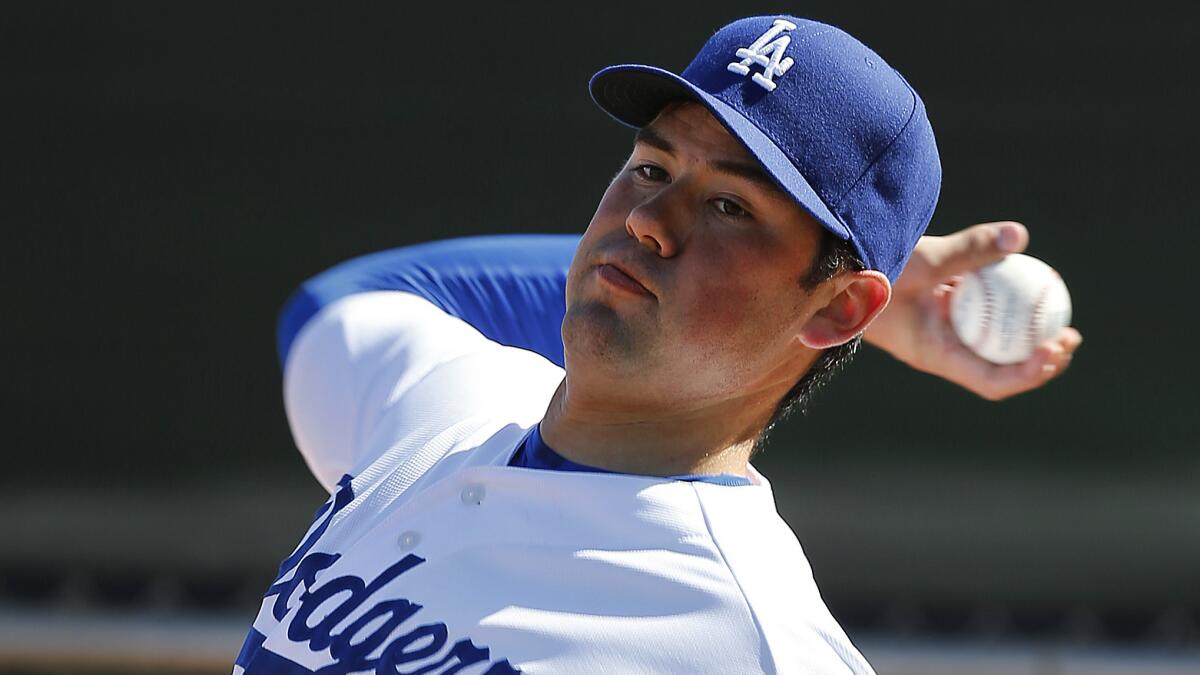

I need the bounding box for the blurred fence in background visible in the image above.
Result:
[4,464,1199,673]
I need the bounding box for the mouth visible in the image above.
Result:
[597,262,655,298]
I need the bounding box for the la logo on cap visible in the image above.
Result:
[727,19,798,92]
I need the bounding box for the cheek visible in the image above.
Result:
[584,176,636,236]
[690,277,758,334]
[675,252,789,357]
[569,181,629,290]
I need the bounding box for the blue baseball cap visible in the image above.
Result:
[590,15,941,282]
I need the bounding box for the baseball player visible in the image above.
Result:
[235,15,1080,674]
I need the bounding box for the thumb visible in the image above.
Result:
[931,221,1029,278]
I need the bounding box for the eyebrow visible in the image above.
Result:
[634,125,784,196]
[711,159,781,195]
[634,126,674,153]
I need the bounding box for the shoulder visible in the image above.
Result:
[285,290,564,491]
[287,290,485,366]
[691,474,876,674]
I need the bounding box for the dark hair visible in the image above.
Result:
[756,231,867,450]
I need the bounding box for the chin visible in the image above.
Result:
[561,300,642,371]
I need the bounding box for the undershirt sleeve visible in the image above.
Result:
[276,234,579,370]
[277,234,577,490]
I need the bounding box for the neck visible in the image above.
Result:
[538,375,791,478]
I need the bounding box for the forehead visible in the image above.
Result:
[642,101,752,161]
[639,101,826,250]
[639,101,797,205]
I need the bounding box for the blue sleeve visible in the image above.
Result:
[276,235,579,370]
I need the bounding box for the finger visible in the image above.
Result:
[1040,327,1082,373]
[932,323,1079,400]
[933,342,1021,400]
[985,354,1057,400]
[1029,340,1066,378]
[992,335,1081,398]
[1058,326,1083,353]
[938,338,1057,400]
[932,280,958,322]
[931,221,1029,279]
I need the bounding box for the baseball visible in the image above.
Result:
[950,253,1072,365]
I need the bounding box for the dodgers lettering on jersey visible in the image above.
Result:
[237,474,517,674]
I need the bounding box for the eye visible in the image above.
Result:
[631,164,670,183]
[712,197,750,219]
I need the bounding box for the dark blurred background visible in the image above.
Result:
[3,1,1197,672]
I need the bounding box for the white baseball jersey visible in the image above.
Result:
[235,288,875,674]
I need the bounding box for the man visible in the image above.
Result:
[236,15,1080,674]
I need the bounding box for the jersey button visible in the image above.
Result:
[460,484,485,506]
[398,530,420,551]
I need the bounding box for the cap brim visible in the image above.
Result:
[589,64,851,242]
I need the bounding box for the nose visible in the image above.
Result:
[626,184,685,257]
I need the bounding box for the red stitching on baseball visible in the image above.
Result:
[973,270,994,352]
[1026,281,1052,351]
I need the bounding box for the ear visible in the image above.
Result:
[798,271,891,350]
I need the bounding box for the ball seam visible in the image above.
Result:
[972,269,995,353]
[1026,279,1053,352]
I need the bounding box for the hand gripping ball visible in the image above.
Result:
[950,253,1072,365]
